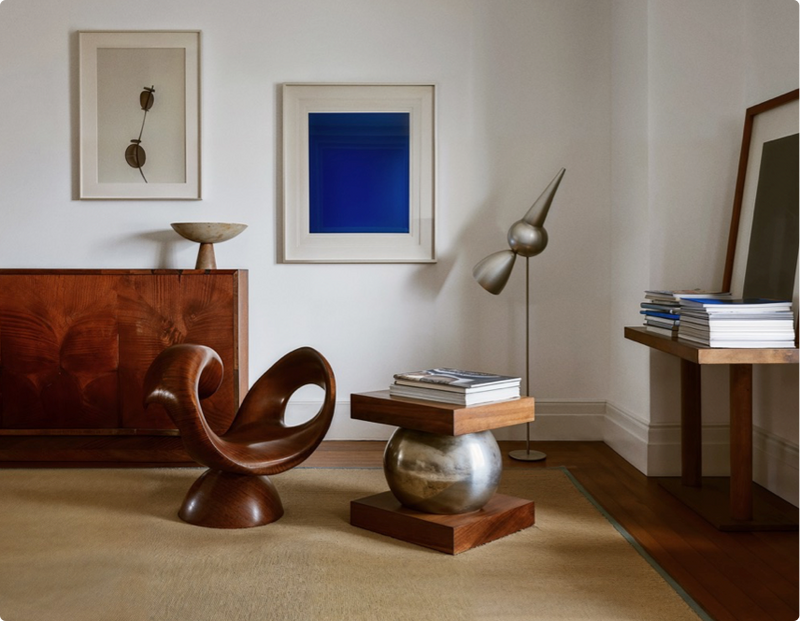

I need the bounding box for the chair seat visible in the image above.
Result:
[220,421,296,446]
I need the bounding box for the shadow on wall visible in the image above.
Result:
[409,252,457,300]
[97,230,184,268]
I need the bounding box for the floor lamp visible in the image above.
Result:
[472,168,565,462]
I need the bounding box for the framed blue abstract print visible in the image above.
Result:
[282,84,435,262]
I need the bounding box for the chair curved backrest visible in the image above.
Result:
[143,344,336,475]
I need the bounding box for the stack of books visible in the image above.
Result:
[640,289,731,338]
[677,298,796,348]
[389,368,521,406]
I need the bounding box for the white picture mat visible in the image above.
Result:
[79,31,201,199]
[729,98,798,310]
[282,84,436,263]
[96,47,186,184]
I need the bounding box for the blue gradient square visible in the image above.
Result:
[309,112,410,234]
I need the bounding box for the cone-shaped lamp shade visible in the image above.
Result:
[473,249,517,295]
[523,168,565,228]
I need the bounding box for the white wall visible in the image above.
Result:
[607,0,742,469]
[462,0,612,440]
[606,0,652,468]
[0,0,612,441]
[646,0,749,440]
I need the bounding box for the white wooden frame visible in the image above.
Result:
[282,83,436,263]
[79,31,201,200]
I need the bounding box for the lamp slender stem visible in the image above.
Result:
[525,257,530,449]
[508,256,546,462]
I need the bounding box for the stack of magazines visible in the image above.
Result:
[640,289,731,337]
[677,298,796,348]
[389,368,521,406]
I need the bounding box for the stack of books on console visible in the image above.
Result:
[677,298,796,348]
[389,368,521,406]
[640,289,732,338]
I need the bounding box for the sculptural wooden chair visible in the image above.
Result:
[143,344,336,528]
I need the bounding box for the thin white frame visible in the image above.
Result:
[724,90,798,309]
[79,31,201,200]
[282,83,436,263]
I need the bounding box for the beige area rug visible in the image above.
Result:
[0,467,704,621]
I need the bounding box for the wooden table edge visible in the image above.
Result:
[624,326,799,364]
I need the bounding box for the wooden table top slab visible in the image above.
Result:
[350,391,535,436]
[624,327,799,365]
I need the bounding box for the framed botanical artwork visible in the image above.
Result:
[722,89,798,309]
[282,83,436,263]
[79,31,201,200]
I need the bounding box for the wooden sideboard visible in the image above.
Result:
[0,269,248,466]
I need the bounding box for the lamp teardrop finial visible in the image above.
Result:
[522,168,565,228]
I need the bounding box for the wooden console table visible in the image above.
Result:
[0,269,248,466]
[625,326,798,530]
[349,391,537,554]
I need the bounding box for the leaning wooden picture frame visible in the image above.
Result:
[722,89,799,312]
[281,83,436,263]
[79,31,201,200]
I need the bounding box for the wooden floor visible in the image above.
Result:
[306,440,799,621]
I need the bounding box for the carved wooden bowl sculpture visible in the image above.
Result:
[143,344,336,528]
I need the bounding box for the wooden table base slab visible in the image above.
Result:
[658,477,798,531]
[350,492,536,554]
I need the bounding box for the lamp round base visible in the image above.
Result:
[508,449,546,462]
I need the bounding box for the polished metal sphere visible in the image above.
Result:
[383,428,502,514]
[507,220,548,257]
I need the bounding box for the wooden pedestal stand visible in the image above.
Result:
[349,391,537,554]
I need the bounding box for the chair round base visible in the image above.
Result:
[178,470,284,528]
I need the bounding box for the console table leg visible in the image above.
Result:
[730,364,753,522]
[680,359,702,487]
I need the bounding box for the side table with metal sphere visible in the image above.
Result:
[349,391,537,554]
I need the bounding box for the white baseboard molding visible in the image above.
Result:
[753,428,799,506]
[603,402,650,474]
[604,402,730,476]
[605,401,799,506]
[491,399,606,441]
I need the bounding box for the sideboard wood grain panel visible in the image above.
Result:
[0,269,248,465]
